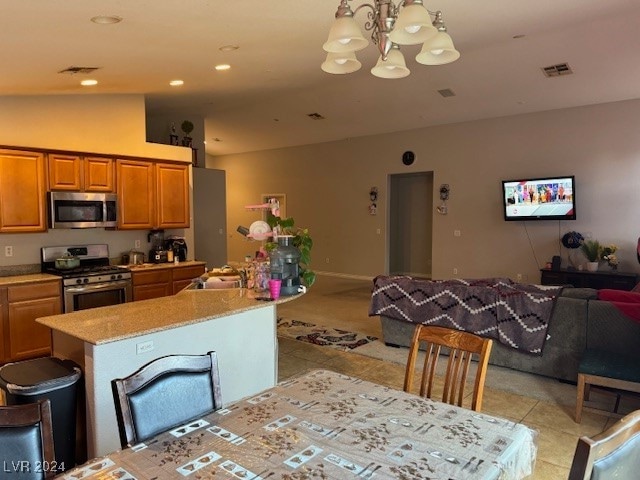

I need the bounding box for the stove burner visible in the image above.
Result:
[45,265,130,278]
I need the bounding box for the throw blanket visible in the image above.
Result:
[369,276,563,354]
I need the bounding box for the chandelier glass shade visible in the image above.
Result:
[321,52,363,74]
[370,47,410,79]
[322,0,459,79]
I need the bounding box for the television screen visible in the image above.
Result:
[502,176,576,221]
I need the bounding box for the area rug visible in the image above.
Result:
[277,317,585,406]
[276,318,378,351]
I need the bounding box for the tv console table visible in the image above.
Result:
[540,268,639,291]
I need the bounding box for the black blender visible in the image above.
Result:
[148,230,168,263]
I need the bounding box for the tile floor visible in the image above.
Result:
[276,276,628,480]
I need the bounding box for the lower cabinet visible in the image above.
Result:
[132,270,173,301]
[172,265,208,294]
[2,280,62,363]
[132,263,206,301]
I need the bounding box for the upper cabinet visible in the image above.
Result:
[116,159,189,230]
[156,162,190,229]
[48,154,114,192]
[0,149,47,233]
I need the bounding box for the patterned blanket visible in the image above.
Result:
[369,276,563,354]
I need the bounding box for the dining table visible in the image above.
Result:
[57,369,537,479]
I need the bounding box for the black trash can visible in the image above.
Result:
[0,357,82,470]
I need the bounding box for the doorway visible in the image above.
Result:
[388,172,433,277]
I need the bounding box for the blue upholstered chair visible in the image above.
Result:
[0,399,56,479]
[569,409,640,479]
[112,351,223,447]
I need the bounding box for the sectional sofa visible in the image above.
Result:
[372,277,640,382]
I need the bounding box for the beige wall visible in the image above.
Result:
[208,98,640,282]
[0,95,194,267]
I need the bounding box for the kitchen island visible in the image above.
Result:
[37,287,301,459]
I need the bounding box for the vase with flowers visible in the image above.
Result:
[600,244,619,270]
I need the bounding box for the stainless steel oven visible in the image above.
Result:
[41,244,132,313]
[62,274,132,313]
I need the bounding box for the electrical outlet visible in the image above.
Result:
[4,246,13,257]
[135,240,141,248]
[376,228,381,235]
[453,267,458,275]
[136,340,154,355]
[325,257,330,264]
[516,273,522,281]
[454,230,461,237]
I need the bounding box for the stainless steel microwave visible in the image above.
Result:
[48,192,117,228]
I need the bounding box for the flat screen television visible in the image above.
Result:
[502,176,576,221]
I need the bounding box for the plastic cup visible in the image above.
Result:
[269,279,282,300]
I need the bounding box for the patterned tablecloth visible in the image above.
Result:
[58,369,537,480]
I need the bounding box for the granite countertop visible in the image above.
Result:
[0,273,61,286]
[126,260,206,272]
[37,287,301,346]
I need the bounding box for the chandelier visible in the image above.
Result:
[321,0,460,79]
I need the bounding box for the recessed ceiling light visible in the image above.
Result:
[169,80,184,86]
[215,64,231,71]
[219,45,239,52]
[90,15,122,24]
[80,79,98,86]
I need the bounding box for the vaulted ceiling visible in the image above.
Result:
[2,1,640,156]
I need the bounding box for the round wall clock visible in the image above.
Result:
[402,151,415,165]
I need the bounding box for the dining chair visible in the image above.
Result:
[404,324,493,412]
[0,399,56,480]
[112,351,223,447]
[568,408,640,479]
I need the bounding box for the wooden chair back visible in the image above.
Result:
[568,408,640,479]
[404,325,493,411]
[0,399,56,479]
[112,351,222,447]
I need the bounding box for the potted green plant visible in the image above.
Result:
[580,239,601,271]
[266,216,315,288]
[181,120,194,147]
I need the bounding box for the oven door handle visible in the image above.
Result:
[65,279,132,294]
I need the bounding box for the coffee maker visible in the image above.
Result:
[148,230,169,263]
[166,236,188,262]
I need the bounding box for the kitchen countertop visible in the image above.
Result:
[37,287,301,345]
[125,260,206,272]
[0,273,60,286]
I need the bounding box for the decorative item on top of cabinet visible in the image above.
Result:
[48,154,114,192]
[116,159,190,230]
[0,149,47,233]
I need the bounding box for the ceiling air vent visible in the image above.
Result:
[307,113,325,120]
[58,66,101,75]
[541,63,573,78]
[437,88,456,98]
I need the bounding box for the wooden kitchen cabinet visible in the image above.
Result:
[172,264,207,294]
[116,159,155,229]
[156,162,190,229]
[0,149,47,233]
[4,280,61,362]
[48,154,114,192]
[132,263,206,300]
[132,269,173,301]
[117,159,189,230]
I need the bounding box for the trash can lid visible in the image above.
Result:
[0,357,81,395]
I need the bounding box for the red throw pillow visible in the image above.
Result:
[598,289,640,303]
